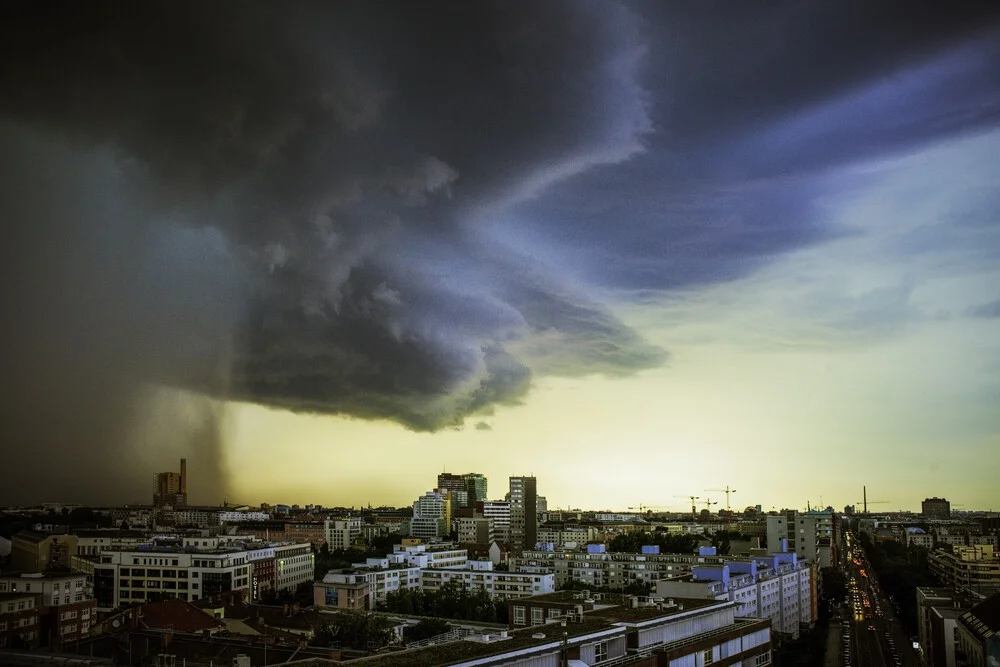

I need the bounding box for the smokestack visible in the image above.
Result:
[180,458,187,495]
[863,485,867,515]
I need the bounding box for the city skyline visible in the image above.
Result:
[1,3,999,510]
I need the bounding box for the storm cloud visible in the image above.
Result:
[2,1,998,504]
[0,0,658,502]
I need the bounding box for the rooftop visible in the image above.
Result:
[349,615,620,667]
[958,591,1000,640]
[138,598,225,633]
[0,571,86,581]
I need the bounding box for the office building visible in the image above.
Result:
[324,517,363,550]
[916,586,976,667]
[508,476,538,549]
[153,458,188,508]
[90,537,313,612]
[928,546,1000,597]
[923,497,952,520]
[480,501,511,544]
[457,516,491,545]
[463,473,488,505]
[9,531,77,572]
[410,490,451,540]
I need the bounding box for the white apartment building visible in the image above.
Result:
[385,544,468,569]
[274,542,314,592]
[421,568,555,601]
[654,556,815,638]
[481,501,511,544]
[514,549,698,588]
[316,565,422,609]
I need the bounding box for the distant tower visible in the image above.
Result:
[180,458,187,496]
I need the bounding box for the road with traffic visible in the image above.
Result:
[840,531,921,667]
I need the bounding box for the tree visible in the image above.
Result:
[819,567,847,604]
[314,611,397,651]
[404,618,451,643]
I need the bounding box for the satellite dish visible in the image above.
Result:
[112,619,121,628]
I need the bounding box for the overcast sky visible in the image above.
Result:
[1,1,998,511]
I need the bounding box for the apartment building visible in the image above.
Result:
[929,545,1000,597]
[421,568,555,601]
[766,510,837,568]
[655,555,815,639]
[324,517,363,550]
[0,593,40,649]
[315,564,422,609]
[537,525,598,548]
[285,520,327,547]
[514,548,698,589]
[0,572,96,647]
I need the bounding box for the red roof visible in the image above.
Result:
[138,598,225,633]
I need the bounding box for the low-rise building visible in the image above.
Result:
[421,567,555,601]
[0,572,96,648]
[91,540,312,612]
[326,594,771,667]
[0,593,41,649]
[315,564,422,609]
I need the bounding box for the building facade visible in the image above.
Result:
[0,593,40,649]
[508,476,537,549]
[0,573,96,648]
[923,498,952,520]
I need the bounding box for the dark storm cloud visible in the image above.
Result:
[0,0,657,501]
[3,0,999,504]
[499,2,1000,294]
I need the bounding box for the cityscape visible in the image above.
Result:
[2,2,1000,667]
[0,459,998,666]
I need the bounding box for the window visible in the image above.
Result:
[703,648,715,665]
[513,606,526,625]
[754,651,771,666]
[531,607,544,625]
[594,641,608,663]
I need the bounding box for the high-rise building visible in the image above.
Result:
[463,473,488,505]
[410,490,450,540]
[153,458,187,507]
[437,473,466,497]
[922,497,952,520]
[508,476,538,549]
[479,501,511,544]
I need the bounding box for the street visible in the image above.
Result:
[841,531,921,667]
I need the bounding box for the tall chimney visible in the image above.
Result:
[180,458,187,495]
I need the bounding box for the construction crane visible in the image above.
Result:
[705,486,736,511]
[853,499,888,514]
[628,504,669,514]
[702,498,719,513]
[674,495,700,519]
